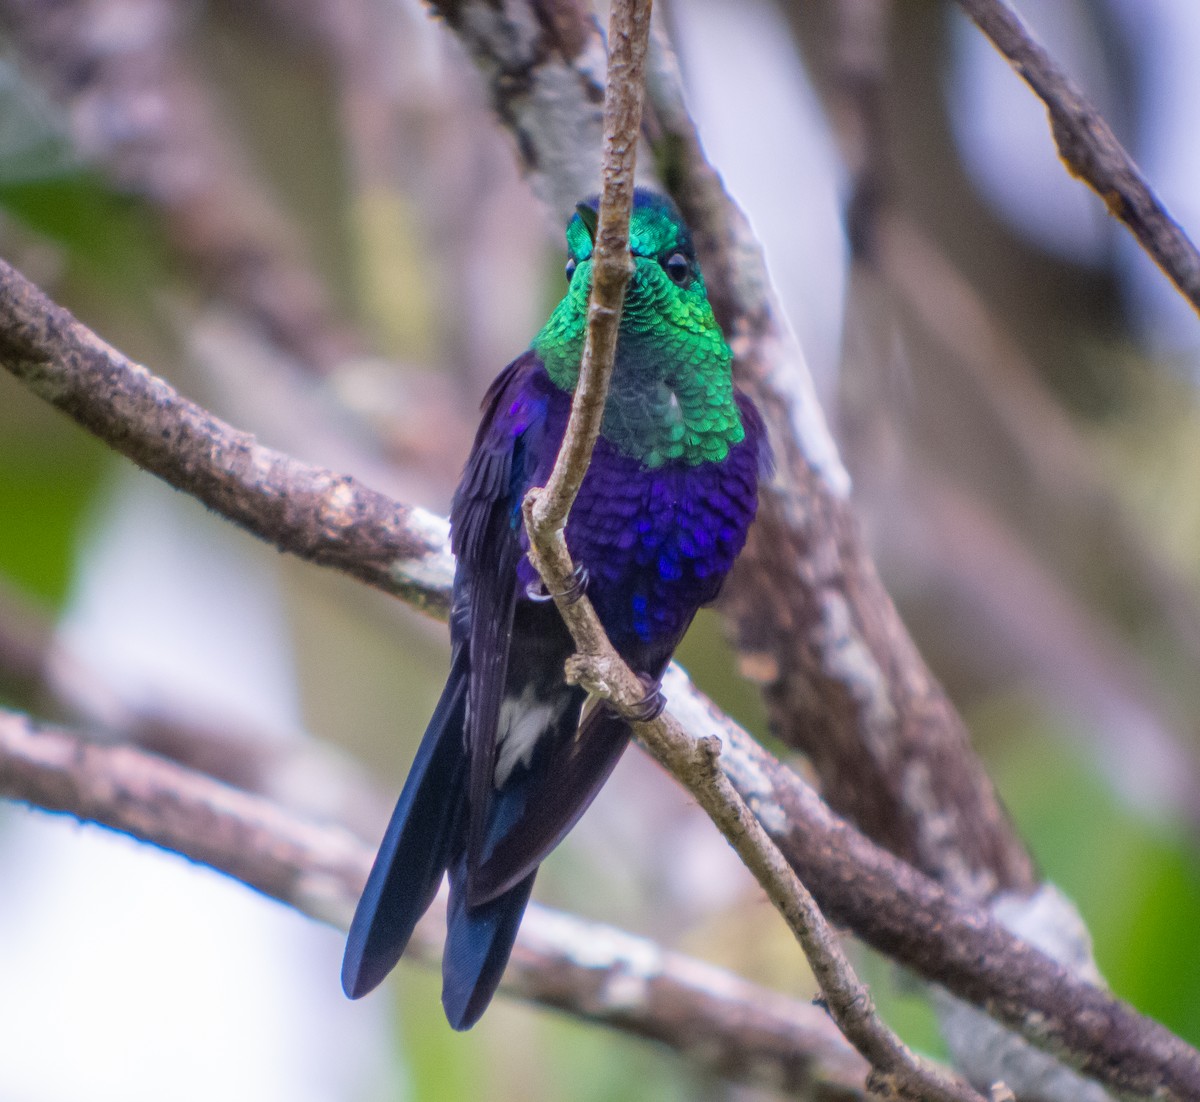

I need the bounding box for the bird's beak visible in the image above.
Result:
[575,203,599,243]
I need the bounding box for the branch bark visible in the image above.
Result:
[526,0,644,536]
[641,26,1036,903]
[688,671,1200,1102]
[0,258,453,619]
[423,0,1039,905]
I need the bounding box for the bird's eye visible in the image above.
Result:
[565,257,577,281]
[664,252,691,285]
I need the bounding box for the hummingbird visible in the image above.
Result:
[342,189,767,1029]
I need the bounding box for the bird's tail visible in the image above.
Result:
[341,650,469,1001]
[441,855,536,1030]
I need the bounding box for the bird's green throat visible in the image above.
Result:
[531,194,745,468]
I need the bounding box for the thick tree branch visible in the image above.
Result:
[0,258,453,619]
[3,230,1200,1100]
[0,708,870,1100]
[642,29,1035,902]
[426,0,1038,901]
[953,0,1200,317]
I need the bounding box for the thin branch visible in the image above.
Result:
[688,670,1200,1102]
[4,236,1200,1102]
[0,708,870,1101]
[526,0,645,537]
[520,5,983,1100]
[571,653,987,1102]
[954,0,1200,316]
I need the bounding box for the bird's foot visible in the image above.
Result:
[628,674,666,722]
[526,562,589,606]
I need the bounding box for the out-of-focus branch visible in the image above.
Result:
[0,0,473,490]
[953,0,1200,316]
[3,260,1199,1099]
[0,0,360,372]
[0,708,870,1100]
[642,31,1035,900]
[521,6,982,1099]
[819,0,1200,845]
[878,207,1200,673]
[0,577,392,838]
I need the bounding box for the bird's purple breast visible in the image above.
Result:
[514,382,761,658]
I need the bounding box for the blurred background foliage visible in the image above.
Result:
[1,0,1200,1098]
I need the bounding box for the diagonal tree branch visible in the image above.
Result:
[953,0,1200,317]
[0,707,870,1100]
[642,30,1035,901]
[0,258,454,619]
[426,0,1038,901]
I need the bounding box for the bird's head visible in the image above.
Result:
[536,189,726,381]
[563,190,705,309]
[534,189,742,466]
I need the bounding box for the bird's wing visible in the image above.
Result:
[451,350,553,871]
[736,387,774,480]
[468,700,632,904]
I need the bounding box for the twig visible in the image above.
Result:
[519,4,983,1100]
[0,708,870,1100]
[525,0,644,537]
[953,0,1200,316]
[689,670,1200,1102]
[4,241,1200,1101]
[575,662,987,1102]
